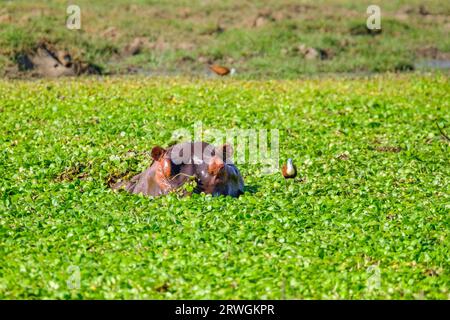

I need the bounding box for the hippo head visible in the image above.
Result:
[194,144,244,197]
[147,143,196,194]
[117,142,244,197]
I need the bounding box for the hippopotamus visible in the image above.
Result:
[113,142,244,197]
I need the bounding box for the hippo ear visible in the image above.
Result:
[161,158,172,177]
[151,146,166,161]
[215,143,233,163]
[208,156,225,176]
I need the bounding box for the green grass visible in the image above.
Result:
[1,74,449,299]
[0,0,449,77]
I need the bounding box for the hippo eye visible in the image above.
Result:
[214,171,227,184]
[217,167,228,179]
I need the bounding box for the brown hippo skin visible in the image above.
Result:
[113,142,244,197]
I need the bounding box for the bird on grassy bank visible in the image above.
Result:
[209,64,236,76]
[282,158,297,179]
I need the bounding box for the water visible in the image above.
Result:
[415,59,450,70]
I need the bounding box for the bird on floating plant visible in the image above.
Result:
[282,158,297,179]
[209,64,236,76]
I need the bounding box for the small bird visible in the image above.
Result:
[282,158,297,179]
[209,64,235,76]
